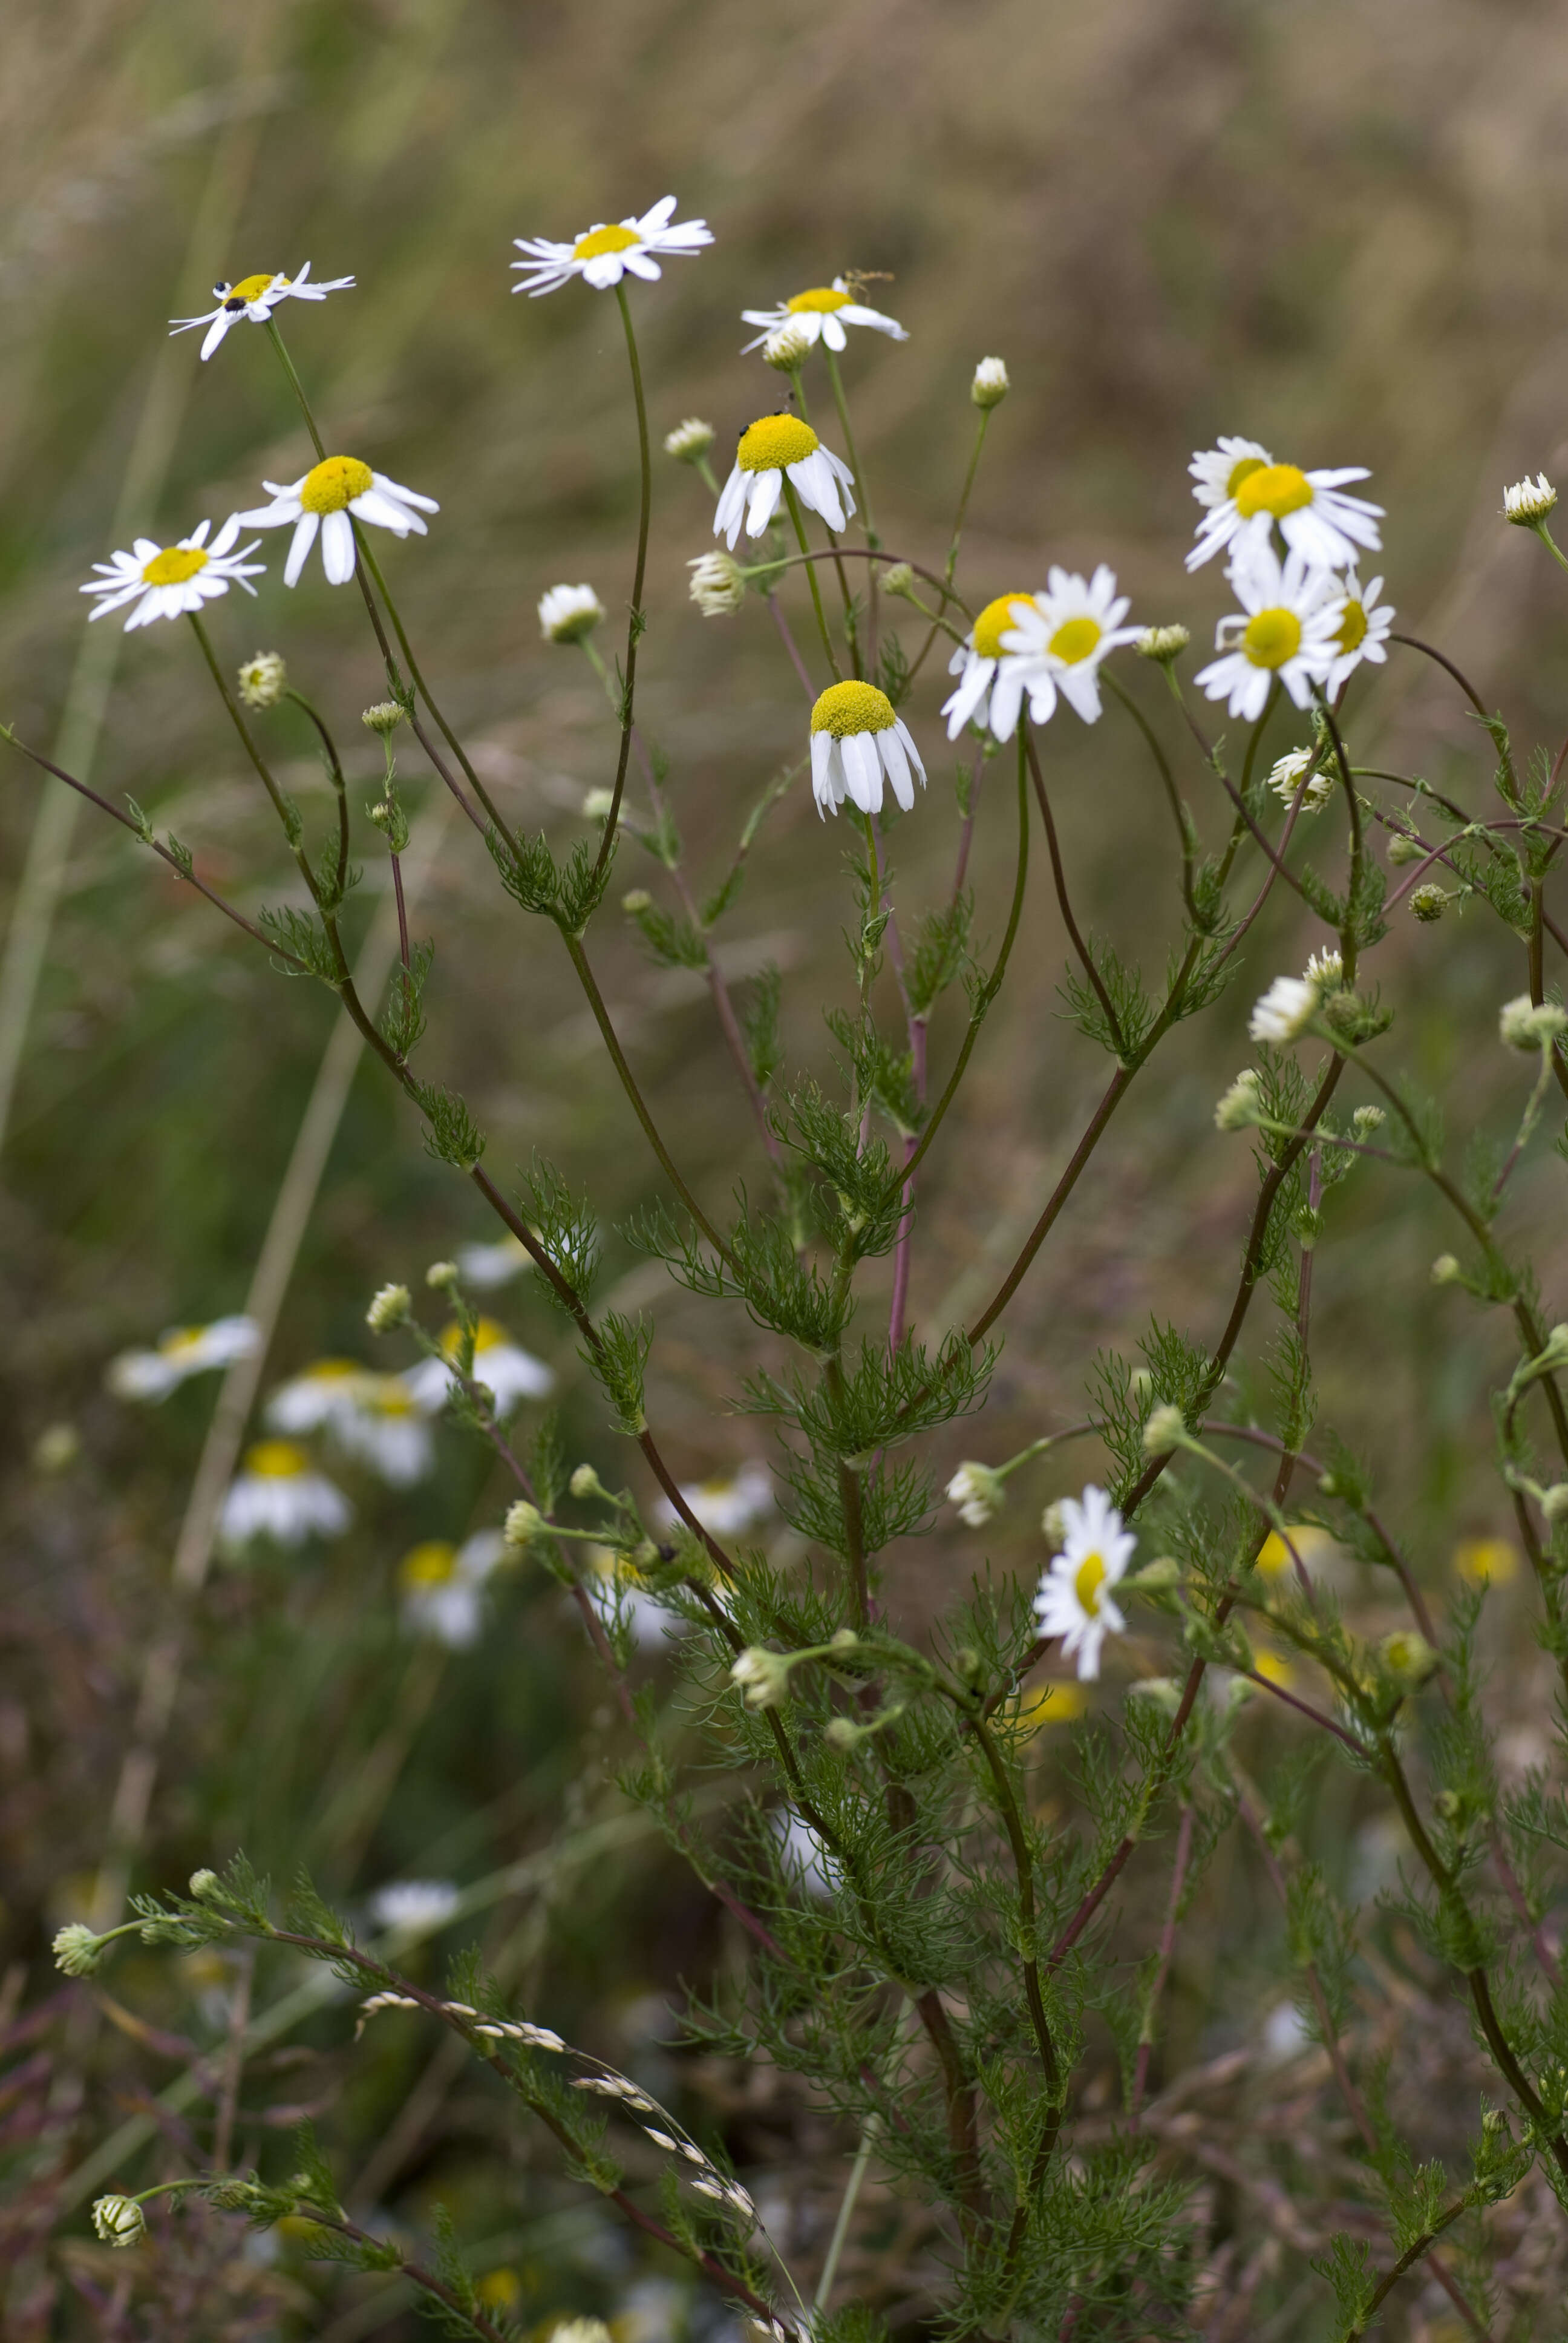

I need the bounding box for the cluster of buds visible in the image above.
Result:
[1499,994,1568,1051]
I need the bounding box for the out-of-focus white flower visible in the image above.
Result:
[941,590,1036,741]
[402,1319,554,1415]
[399,1530,507,1648]
[1194,538,1345,720]
[237,650,287,707]
[456,1235,529,1290]
[1504,473,1557,524]
[367,1879,461,1935]
[1214,1069,1264,1130]
[1033,1485,1135,1681]
[653,1461,773,1539]
[713,415,855,548]
[971,355,1008,408]
[53,1922,105,1977]
[586,1544,682,1650]
[263,1358,434,1486]
[81,517,264,631]
[1249,973,1321,1045]
[809,680,925,819]
[993,565,1140,732]
[946,1461,1005,1527]
[1323,568,1395,695]
[169,263,355,361]
[741,278,906,355]
[688,550,747,617]
[218,1441,351,1550]
[238,457,437,588]
[1186,441,1382,572]
[1267,746,1334,814]
[1500,994,1568,1050]
[664,417,714,464]
[367,1283,411,1332]
[538,583,604,644]
[511,196,712,296]
[773,1810,835,1897]
[264,1358,374,1433]
[108,1315,260,1401]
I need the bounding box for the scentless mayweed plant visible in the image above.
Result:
[23,203,1568,2341]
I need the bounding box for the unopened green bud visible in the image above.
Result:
[621,889,653,915]
[366,1282,411,1332]
[188,1869,221,1900]
[1127,1556,1181,1594]
[1387,833,1425,865]
[1409,883,1449,923]
[362,701,405,734]
[503,1499,547,1547]
[569,1463,605,1501]
[1136,624,1190,664]
[92,2194,146,2248]
[1143,1404,1187,1455]
[425,1260,459,1291]
[880,562,915,600]
[53,1922,105,1978]
[1431,1254,1463,1286]
[1379,1628,1439,1688]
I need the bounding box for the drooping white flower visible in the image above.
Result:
[367,1879,461,1935]
[80,517,264,632]
[538,584,604,644]
[238,456,437,588]
[688,550,747,616]
[993,565,1140,732]
[808,681,926,819]
[169,263,355,361]
[941,590,1037,741]
[1194,539,1345,720]
[740,278,907,355]
[653,1460,773,1539]
[1187,441,1382,572]
[218,1441,351,1550]
[399,1530,506,1648]
[107,1314,260,1401]
[402,1319,555,1415]
[92,2195,147,2249]
[237,650,287,707]
[511,195,712,297]
[946,1461,1005,1527]
[713,414,855,548]
[1249,974,1321,1045]
[1504,473,1557,525]
[455,1234,529,1289]
[1033,1485,1135,1681]
[1267,747,1334,814]
[1322,568,1395,696]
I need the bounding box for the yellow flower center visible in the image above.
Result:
[1335,599,1367,652]
[1074,1551,1106,1616]
[224,272,277,307]
[401,1540,458,1588]
[573,224,641,260]
[1047,615,1103,666]
[140,546,209,587]
[304,1358,363,1383]
[299,456,374,515]
[437,1317,508,1360]
[1224,454,1268,497]
[737,414,820,473]
[972,592,1036,661]
[1233,462,1314,521]
[244,1440,309,1479]
[786,286,851,314]
[810,680,897,738]
[1242,607,1303,669]
[1254,1650,1296,1689]
[368,1381,417,1418]
[160,1326,207,1358]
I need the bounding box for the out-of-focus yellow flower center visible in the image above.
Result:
[972,592,1035,661]
[811,680,897,738]
[737,414,818,473]
[573,224,640,260]
[367,1380,417,1418]
[1073,1551,1106,1615]
[1336,599,1367,652]
[1225,454,1268,497]
[1243,607,1303,669]
[1013,1681,1091,1734]
[1233,462,1314,521]
[787,286,851,314]
[437,1317,509,1360]
[141,546,209,586]
[224,273,277,306]
[401,1540,458,1588]
[1454,1537,1518,1587]
[303,1358,363,1384]
[1253,1649,1296,1689]
[1048,616,1103,666]
[476,2270,522,2312]
[244,1440,309,1479]
[300,456,373,514]
[160,1326,207,1358]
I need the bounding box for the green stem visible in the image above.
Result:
[945,409,990,588]
[263,318,325,460]
[187,616,305,856]
[783,479,841,681]
[352,530,514,839]
[589,284,653,883]
[823,345,875,545]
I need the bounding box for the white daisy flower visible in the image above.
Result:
[653,1461,774,1540]
[237,456,437,588]
[740,278,907,355]
[809,681,926,819]
[586,1543,683,1649]
[713,415,855,548]
[510,195,712,297]
[455,1234,530,1289]
[80,517,264,632]
[169,263,355,361]
[1193,539,1345,721]
[399,1530,506,1648]
[107,1314,260,1401]
[941,590,1037,741]
[367,1879,461,1935]
[1322,568,1394,695]
[402,1318,555,1415]
[261,1356,433,1486]
[1186,442,1382,573]
[218,1440,351,1550]
[992,565,1140,732]
[1504,473,1557,525]
[1266,747,1333,814]
[538,584,604,644]
[1249,973,1321,1044]
[264,1358,376,1434]
[1033,1484,1135,1682]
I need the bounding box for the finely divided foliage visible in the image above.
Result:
[27,189,1568,2342]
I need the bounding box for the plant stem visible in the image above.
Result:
[783,479,841,681]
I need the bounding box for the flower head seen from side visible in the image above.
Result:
[1267,746,1334,815]
[511,195,711,296]
[941,590,1037,741]
[993,565,1140,733]
[81,518,264,632]
[809,681,926,819]
[1249,972,1321,1046]
[740,277,907,355]
[264,1358,434,1486]
[1033,1485,1135,1681]
[169,262,355,361]
[1504,473,1557,525]
[238,457,437,588]
[538,583,604,644]
[1323,568,1394,695]
[652,1461,774,1540]
[1194,539,1344,720]
[1186,435,1382,572]
[972,355,1009,409]
[713,414,855,548]
[218,1441,351,1552]
[402,1319,555,1415]
[107,1314,260,1401]
[399,1531,506,1648]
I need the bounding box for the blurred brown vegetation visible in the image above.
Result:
[5,0,1568,2335]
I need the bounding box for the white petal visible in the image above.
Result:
[810,730,835,816]
[623,251,662,281]
[209,514,241,557]
[843,730,883,813]
[988,664,1026,742]
[822,314,847,352]
[745,470,782,536]
[353,490,419,534]
[878,726,915,811]
[371,473,439,513]
[283,510,320,586]
[714,464,748,547]
[893,718,926,791]
[200,312,234,361]
[321,509,357,584]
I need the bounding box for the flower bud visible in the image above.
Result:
[537,583,604,645]
[1142,1403,1187,1455]
[880,562,915,600]
[425,1260,459,1290]
[581,788,618,823]
[361,700,405,734]
[663,417,714,465]
[92,2195,146,2248]
[503,1499,547,1547]
[946,1461,1005,1527]
[1126,1555,1181,1593]
[687,550,746,617]
[1431,1254,1463,1286]
[366,1282,411,1332]
[188,1868,221,1900]
[971,356,1009,409]
[1500,994,1568,1050]
[1214,1068,1263,1132]
[1503,472,1557,525]
[570,1463,605,1501]
[762,321,812,372]
[823,1715,861,1751]
[1351,1105,1385,1138]
[730,1645,794,1709]
[53,1922,104,1978]
[1409,883,1448,922]
[1135,624,1190,665]
[1379,1628,1440,1688]
[237,651,286,709]
[1387,832,1425,865]
[33,1421,79,1473]
[1040,1501,1067,1548]
[1541,1483,1568,1524]
[829,1626,860,1653]
[621,889,652,915]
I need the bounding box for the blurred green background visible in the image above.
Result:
[5,0,1568,2333]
